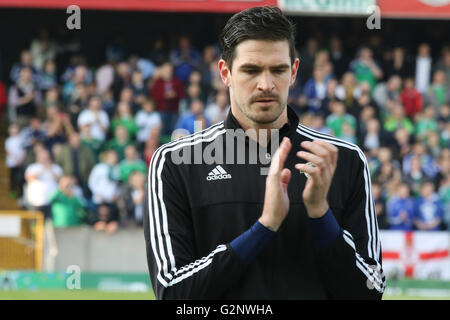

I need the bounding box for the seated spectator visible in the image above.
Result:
[53,132,95,198]
[303,66,328,113]
[179,82,205,115]
[325,99,356,138]
[24,148,63,218]
[402,141,440,179]
[175,99,211,135]
[423,70,450,114]
[414,181,444,231]
[101,89,116,119]
[349,46,383,93]
[392,127,413,161]
[335,72,360,110]
[66,83,89,128]
[117,145,146,183]
[111,61,131,101]
[8,67,42,128]
[9,50,38,84]
[205,90,230,125]
[415,106,438,140]
[42,105,74,151]
[404,155,428,197]
[37,59,58,92]
[438,175,450,230]
[170,35,202,84]
[361,118,382,152]
[373,75,402,114]
[79,124,104,162]
[111,101,139,139]
[130,69,147,109]
[118,171,146,227]
[383,102,415,135]
[88,149,120,234]
[77,95,110,141]
[151,61,185,136]
[340,122,357,144]
[103,125,134,161]
[310,114,332,135]
[424,131,442,159]
[386,182,415,231]
[49,175,86,228]
[400,77,422,119]
[135,98,162,146]
[19,117,46,151]
[5,123,26,198]
[372,182,389,230]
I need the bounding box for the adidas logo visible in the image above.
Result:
[206,165,232,181]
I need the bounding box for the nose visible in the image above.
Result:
[257,71,275,92]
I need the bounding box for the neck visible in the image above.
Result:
[230,105,288,146]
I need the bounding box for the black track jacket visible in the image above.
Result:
[144,106,385,299]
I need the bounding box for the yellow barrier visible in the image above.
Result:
[0,211,44,271]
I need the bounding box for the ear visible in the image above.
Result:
[218,59,231,87]
[290,58,300,87]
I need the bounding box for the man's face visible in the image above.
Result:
[219,39,298,125]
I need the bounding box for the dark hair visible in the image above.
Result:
[220,6,296,71]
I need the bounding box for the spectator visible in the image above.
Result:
[117,144,147,183]
[24,148,63,218]
[335,72,359,110]
[386,183,415,231]
[372,182,389,230]
[111,101,139,139]
[404,155,428,197]
[170,35,202,84]
[151,61,185,136]
[62,65,90,103]
[118,170,146,226]
[205,90,230,125]
[435,46,450,88]
[36,59,58,92]
[53,132,95,197]
[415,106,438,140]
[423,70,450,114]
[384,46,413,79]
[175,99,211,135]
[402,141,440,180]
[10,50,38,84]
[373,75,402,113]
[49,175,86,228]
[103,125,133,161]
[303,66,328,113]
[414,181,444,231]
[349,47,383,92]
[400,77,423,119]
[88,149,120,234]
[414,43,432,94]
[135,98,162,146]
[328,35,348,80]
[111,61,131,101]
[42,105,74,151]
[325,99,356,138]
[79,124,104,162]
[20,116,47,151]
[392,127,413,161]
[130,69,148,109]
[383,102,415,135]
[299,38,319,85]
[30,28,57,71]
[438,175,450,230]
[77,95,110,141]
[96,61,115,95]
[361,118,382,152]
[8,67,42,128]
[5,123,26,198]
[198,45,219,99]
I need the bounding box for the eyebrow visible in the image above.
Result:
[239,63,291,70]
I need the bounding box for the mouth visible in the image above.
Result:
[254,99,277,104]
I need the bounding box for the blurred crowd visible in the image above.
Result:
[2,28,449,233]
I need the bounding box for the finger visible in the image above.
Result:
[280,168,291,187]
[295,163,321,182]
[269,137,291,175]
[301,140,329,158]
[314,140,338,165]
[296,151,326,170]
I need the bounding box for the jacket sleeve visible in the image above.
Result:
[143,147,248,300]
[313,148,386,299]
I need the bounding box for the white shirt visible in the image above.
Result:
[25,163,63,206]
[415,56,432,94]
[88,163,119,204]
[135,111,162,143]
[77,109,110,141]
[5,135,25,168]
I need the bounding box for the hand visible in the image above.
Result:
[259,137,292,231]
[295,140,338,218]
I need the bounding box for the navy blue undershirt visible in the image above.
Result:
[230,209,341,264]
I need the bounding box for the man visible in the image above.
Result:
[144,6,384,299]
